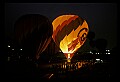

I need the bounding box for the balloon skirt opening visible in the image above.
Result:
[64,53,74,63]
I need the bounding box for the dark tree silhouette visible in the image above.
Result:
[87,31,96,48]
[87,31,95,41]
[95,38,108,52]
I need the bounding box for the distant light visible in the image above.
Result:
[108,52,110,54]
[12,49,14,50]
[20,49,22,50]
[96,59,100,61]
[106,53,108,54]
[89,51,92,53]
[8,57,10,61]
[89,51,93,54]
[101,60,103,63]
[8,45,10,47]
[97,53,99,54]
[106,49,110,52]
[59,50,62,52]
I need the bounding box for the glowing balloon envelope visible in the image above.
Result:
[52,14,89,62]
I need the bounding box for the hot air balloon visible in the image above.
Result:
[14,14,53,60]
[52,14,89,62]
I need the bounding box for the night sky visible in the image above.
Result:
[5,3,117,51]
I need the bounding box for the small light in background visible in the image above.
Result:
[8,57,10,61]
[95,58,101,63]
[96,59,100,61]
[12,49,14,50]
[108,52,110,54]
[106,49,110,52]
[101,59,103,63]
[20,49,22,50]
[59,50,61,52]
[19,56,20,59]
[108,49,110,52]
[8,45,10,47]
[89,51,93,54]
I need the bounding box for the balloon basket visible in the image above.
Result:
[64,53,74,63]
[67,58,71,63]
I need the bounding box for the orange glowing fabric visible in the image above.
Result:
[52,15,89,56]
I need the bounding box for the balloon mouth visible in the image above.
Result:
[64,53,74,62]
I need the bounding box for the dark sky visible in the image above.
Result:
[5,3,117,50]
